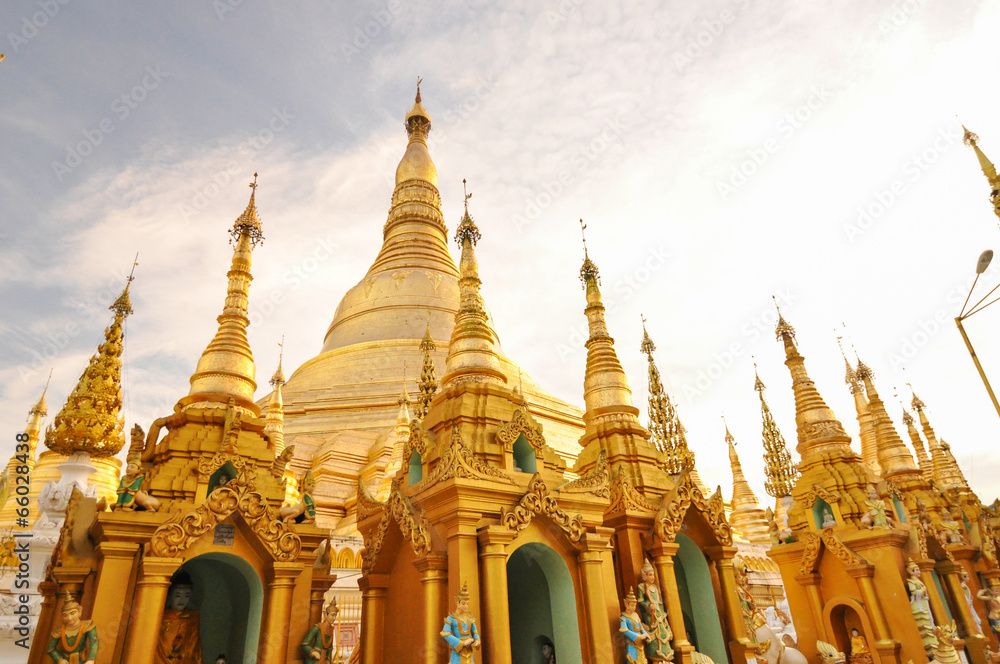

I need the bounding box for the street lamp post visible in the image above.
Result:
[957,249,1000,421]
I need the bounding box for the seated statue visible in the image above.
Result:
[301,598,338,664]
[859,484,891,529]
[939,511,966,545]
[280,470,316,524]
[47,592,98,664]
[821,508,836,528]
[848,628,872,664]
[155,572,203,664]
[112,456,160,512]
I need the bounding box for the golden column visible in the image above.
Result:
[648,541,693,664]
[122,556,183,663]
[91,541,140,664]
[578,531,615,663]
[708,545,753,660]
[846,566,901,664]
[260,561,303,664]
[916,560,950,627]
[795,572,828,643]
[28,580,59,663]
[445,509,482,622]
[939,560,988,664]
[478,526,515,664]
[415,553,449,664]
[359,573,389,664]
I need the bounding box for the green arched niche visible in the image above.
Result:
[674,533,727,664]
[507,542,582,664]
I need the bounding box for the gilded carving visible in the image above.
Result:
[653,472,733,546]
[418,426,516,488]
[801,484,839,509]
[606,465,659,515]
[403,419,429,465]
[501,473,585,542]
[495,408,546,453]
[820,530,870,570]
[558,449,610,498]
[388,489,433,557]
[797,533,823,576]
[359,485,435,573]
[356,477,387,522]
[150,485,241,557]
[238,492,302,561]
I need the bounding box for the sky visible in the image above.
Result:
[3,0,1000,505]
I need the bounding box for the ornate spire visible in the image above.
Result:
[772,301,855,467]
[264,338,286,454]
[186,175,263,414]
[417,320,438,418]
[579,220,639,425]
[939,441,971,493]
[911,391,967,490]
[396,77,436,187]
[755,366,798,498]
[856,361,919,479]
[16,374,50,472]
[642,318,694,474]
[726,420,771,545]
[443,180,506,386]
[839,336,879,473]
[962,125,1000,224]
[45,272,135,458]
[901,405,932,481]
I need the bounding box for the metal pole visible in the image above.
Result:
[955,316,1000,421]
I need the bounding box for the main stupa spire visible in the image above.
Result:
[185,175,263,414]
[443,180,506,386]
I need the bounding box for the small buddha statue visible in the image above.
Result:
[300,598,338,664]
[821,508,836,528]
[848,628,872,664]
[440,581,481,664]
[46,591,98,664]
[155,571,203,664]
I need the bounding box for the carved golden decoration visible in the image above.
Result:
[418,427,516,489]
[356,477,386,522]
[558,449,610,498]
[149,479,302,561]
[495,408,545,452]
[403,419,429,465]
[653,472,733,546]
[820,529,870,569]
[797,533,823,576]
[801,484,839,509]
[238,492,302,560]
[359,484,435,573]
[501,473,585,542]
[149,485,241,557]
[606,465,660,515]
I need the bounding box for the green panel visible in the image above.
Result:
[183,551,264,664]
[507,542,582,663]
[409,451,422,484]
[513,433,537,474]
[675,534,727,664]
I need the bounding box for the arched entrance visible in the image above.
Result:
[507,542,582,664]
[181,552,264,664]
[674,534,727,664]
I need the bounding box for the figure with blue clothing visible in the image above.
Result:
[440,581,481,664]
[620,586,652,664]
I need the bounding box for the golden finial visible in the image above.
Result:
[756,363,798,498]
[579,219,600,287]
[231,173,264,247]
[270,336,286,387]
[417,315,438,418]
[415,77,422,103]
[960,121,1000,224]
[405,78,431,138]
[773,296,795,343]
[29,369,53,419]
[454,179,480,246]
